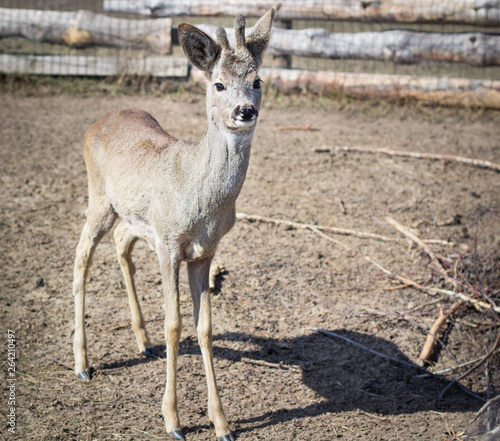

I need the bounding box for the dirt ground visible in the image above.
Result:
[1,90,499,441]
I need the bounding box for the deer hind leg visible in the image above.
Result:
[113,221,155,357]
[188,257,233,441]
[73,200,117,380]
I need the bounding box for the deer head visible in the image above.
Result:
[178,9,275,133]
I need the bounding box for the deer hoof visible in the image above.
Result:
[142,347,157,358]
[218,434,235,441]
[168,429,186,440]
[76,369,92,380]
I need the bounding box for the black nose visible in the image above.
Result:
[233,105,258,121]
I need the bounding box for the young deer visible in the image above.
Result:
[72,9,275,441]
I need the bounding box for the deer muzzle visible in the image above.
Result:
[232,104,259,125]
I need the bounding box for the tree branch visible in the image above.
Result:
[314,145,500,172]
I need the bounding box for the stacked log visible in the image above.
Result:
[196,24,500,66]
[0,8,172,53]
[104,0,500,26]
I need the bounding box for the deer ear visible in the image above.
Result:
[178,24,221,73]
[246,8,275,66]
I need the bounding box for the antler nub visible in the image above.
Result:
[234,13,246,51]
[216,26,231,52]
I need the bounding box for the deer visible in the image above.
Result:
[72,8,275,441]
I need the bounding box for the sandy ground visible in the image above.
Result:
[1,91,499,440]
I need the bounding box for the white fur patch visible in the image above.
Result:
[234,118,256,128]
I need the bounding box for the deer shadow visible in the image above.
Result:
[204,330,481,435]
[99,328,481,437]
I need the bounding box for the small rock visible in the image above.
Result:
[35,277,44,287]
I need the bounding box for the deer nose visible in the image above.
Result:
[233,104,258,121]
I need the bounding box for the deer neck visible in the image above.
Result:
[196,105,255,201]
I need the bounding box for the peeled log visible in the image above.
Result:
[104,0,500,26]
[0,8,172,54]
[192,68,500,109]
[269,28,500,66]
[196,24,500,66]
[263,68,500,109]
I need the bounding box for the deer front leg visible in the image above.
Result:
[114,222,155,357]
[158,250,184,440]
[188,258,233,441]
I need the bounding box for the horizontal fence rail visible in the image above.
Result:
[0,54,187,76]
[103,0,500,25]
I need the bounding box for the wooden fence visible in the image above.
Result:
[103,0,500,25]
[1,1,500,108]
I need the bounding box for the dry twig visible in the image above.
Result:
[49,358,73,371]
[471,395,500,423]
[241,357,300,371]
[383,283,411,291]
[455,333,500,382]
[385,217,482,298]
[236,212,450,245]
[439,336,499,399]
[130,427,163,439]
[314,145,500,172]
[308,225,350,250]
[277,120,313,131]
[307,327,426,372]
[418,301,465,364]
[412,215,462,229]
[385,216,452,270]
[384,217,499,313]
[433,354,489,375]
[364,254,500,313]
[107,320,132,331]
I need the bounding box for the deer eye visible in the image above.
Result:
[253,79,262,89]
[214,83,225,92]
